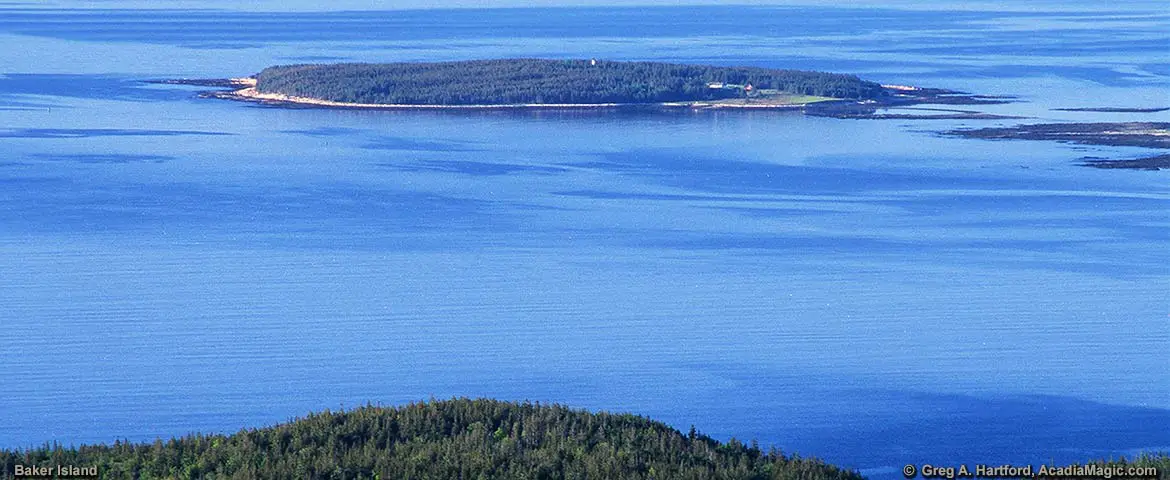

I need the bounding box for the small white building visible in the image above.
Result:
[707,82,725,89]
[881,84,919,91]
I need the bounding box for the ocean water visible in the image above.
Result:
[0,2,1167,476]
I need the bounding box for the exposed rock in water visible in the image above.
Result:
[1081,154,1170,171]
[1053,107,1169,113]
[947,122,1170,149]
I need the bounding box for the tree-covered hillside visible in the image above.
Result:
[1,398,862,480]
[254,59,886,105]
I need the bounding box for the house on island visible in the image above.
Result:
[881,84,919,96]
[880,84,919,91]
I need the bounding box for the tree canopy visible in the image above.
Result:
[254,59,886,105]
[5,398,1168,479]
[2,398,863,480]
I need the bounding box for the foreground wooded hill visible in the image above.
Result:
[6,399,1167,479]
[2,398,862,479]
[254,59,886,105]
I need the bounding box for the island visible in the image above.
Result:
[161,60,1170,170]
[169,58,1009,118]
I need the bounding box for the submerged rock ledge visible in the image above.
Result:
[948,122,1170,149]
[948,122,1170,170]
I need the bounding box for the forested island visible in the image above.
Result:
[252,59,883,105]
[176,58,1007,116]
[2,399,861,480]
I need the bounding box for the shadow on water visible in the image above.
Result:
[833,392,1170,472]
[30,153,173,164]
[659,364,1170,475]
[379,159,569,176]
[547,148,1168,277]
[0,128,232,138]
[281,128,489,152]
[362,137,487,153]
[280,126,370,137]
[0,74,209,102]
[0,7,1024,44]
[562,148,1028,194]
[0,176,514,244]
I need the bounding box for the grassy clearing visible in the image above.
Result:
[759,92,838,104]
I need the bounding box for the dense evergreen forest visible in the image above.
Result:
[1,398,864,480]
[5,398,1167,479]
[254,59,886,105]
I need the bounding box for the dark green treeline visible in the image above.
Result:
[255,59,886,105]
[2,398,863,480]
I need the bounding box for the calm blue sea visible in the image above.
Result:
[1,2,1167,477]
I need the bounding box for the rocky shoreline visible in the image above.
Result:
[154,77,1013,118]
[804,88,1016,119]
